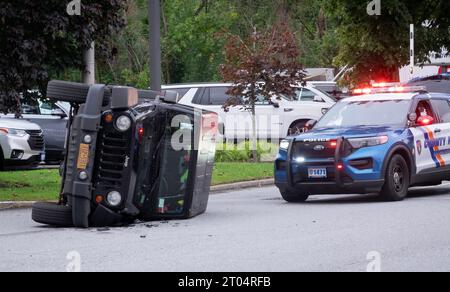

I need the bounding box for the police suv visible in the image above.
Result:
[275,85,450,202]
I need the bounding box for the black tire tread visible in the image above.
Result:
[281,190,309,203]
[47,80,111,105]
[32,202,74,227]
[380,154,410,202]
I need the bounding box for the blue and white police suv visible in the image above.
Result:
[275,85,450,202]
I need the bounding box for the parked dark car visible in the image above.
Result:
[32,81,218,228]
[407,74,450,94]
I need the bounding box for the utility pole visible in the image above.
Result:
[83,42,96,85]
[410,24,414,80]
[149,0,162,91]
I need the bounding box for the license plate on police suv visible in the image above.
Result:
[308,168,327,179]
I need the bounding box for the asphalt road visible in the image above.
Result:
[0,185,450,272]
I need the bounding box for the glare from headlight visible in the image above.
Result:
[280,140,290,150]
[107,191,122,207]
[348,136,389,149]
[294,157,306,163]
[116,116,131,132]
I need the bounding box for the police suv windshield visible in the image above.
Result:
[315,99,411,128]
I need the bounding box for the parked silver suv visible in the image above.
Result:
[0,117,45,170]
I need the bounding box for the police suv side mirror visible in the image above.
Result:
[408,113,417,122]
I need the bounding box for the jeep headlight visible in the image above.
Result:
[280,140,290,151]
[116,115,131,132]
[348,136,389,149]
[107,191,122,207]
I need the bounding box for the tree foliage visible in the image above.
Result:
[324,0,450,87]
[0,0,127,115]
[220,23,305,161]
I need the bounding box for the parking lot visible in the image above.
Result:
[1,185,449,272]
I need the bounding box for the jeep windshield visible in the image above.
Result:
[315,99,411,128]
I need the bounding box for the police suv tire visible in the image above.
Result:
[380,154,410,202]
[47,80,110,106]
[32,202,74,227]
[281,190,309,203]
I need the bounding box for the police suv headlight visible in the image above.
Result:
[280,140,290,151]
[116,115,131,132]
[348,136,389,149]
[107,191,122,207]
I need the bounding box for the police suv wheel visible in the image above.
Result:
[32,202,74,227]
[280,190,309,203]
[380,154,410,201]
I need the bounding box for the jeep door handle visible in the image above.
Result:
[284,108,294,112]
[435,129,442,133]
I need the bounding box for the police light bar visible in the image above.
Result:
[352,86,427,95]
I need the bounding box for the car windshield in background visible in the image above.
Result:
[315,99,411,128]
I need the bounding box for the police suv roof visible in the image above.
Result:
[345,92,450,102]
[344,93,419,102]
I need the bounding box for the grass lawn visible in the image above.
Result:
[0,162,274,202]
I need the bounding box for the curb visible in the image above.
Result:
[210,179,274,193]
[0,179,275,210]
[0,201,37,211]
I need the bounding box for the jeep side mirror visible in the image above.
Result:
[272,101,280,108]
[161,90,180,104]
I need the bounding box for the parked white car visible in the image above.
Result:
[0,118,45,170]
[163,83,336,140]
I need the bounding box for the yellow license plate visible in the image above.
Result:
[77,143,90,169]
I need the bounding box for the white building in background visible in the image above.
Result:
[399,50,450,82]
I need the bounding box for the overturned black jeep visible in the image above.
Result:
[32,81,218,228]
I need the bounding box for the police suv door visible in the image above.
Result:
[410,99,448,173]
[430,97,450,167]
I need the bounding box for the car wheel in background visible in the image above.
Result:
[32,202,74,227]
[288,121,307,136]
[280,189,309,203]
[380,154,410,201]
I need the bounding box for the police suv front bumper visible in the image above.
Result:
[276,138,385,195]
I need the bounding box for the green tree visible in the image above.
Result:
[220,23,305,162]
[0,0,127,115]
[324,0,450,87]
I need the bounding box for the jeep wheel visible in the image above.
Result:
[288,121,307,136]
[380,154,410,201]
[280,190,309,203]
[32,202,74,227]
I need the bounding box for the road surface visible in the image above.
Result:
[0,185,450,272]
